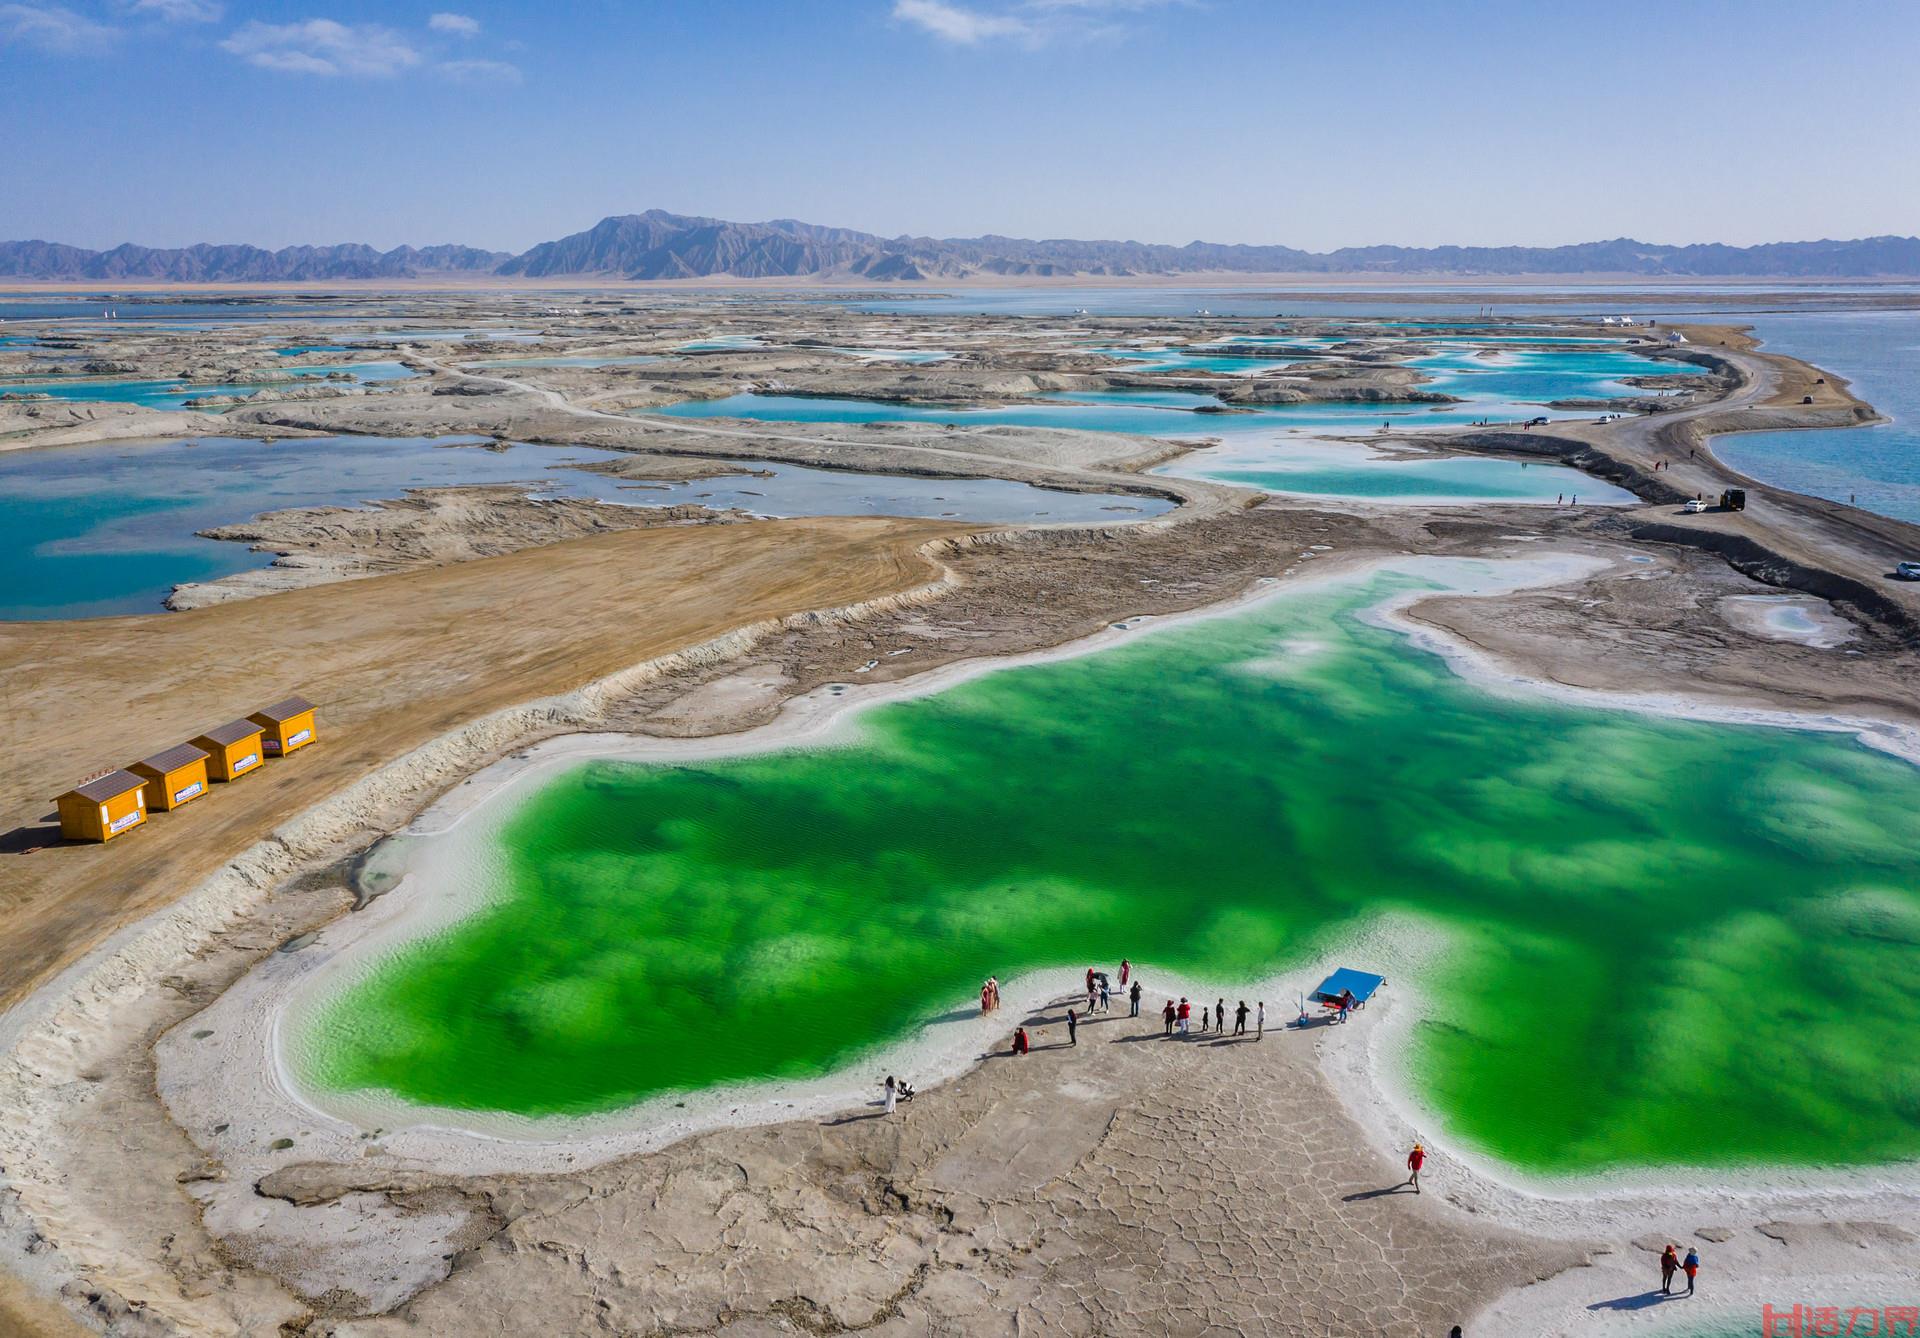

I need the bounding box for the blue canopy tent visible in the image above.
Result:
[1304,968,1386,1024]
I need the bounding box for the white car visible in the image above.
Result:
[1897,561,1920,581]
[1682,499,1707,515]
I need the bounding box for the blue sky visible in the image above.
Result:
[3,0,1917,252]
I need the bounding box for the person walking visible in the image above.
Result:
[1067,1008,1078,1046]
[1234,1001,1249,1036]
[1256,1001,1265,1039]
[1163,998,1176,1036]
[1659,1243,1679,1295]
[1406,1142,1426,1193]
[1682,1246,1700,1295]
[1129,980,1142,1017]
[883,1074,897,1116]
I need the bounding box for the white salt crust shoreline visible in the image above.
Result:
[9,548,1919,1336]
[174,553,1920,1177]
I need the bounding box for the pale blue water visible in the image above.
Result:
[645,381,1637,506]
[0,361,417,410]
[1095,347,1296,374]
[679,336,767,351]
[831,347,953,363]
[361,329,543,343]
[454,354,663,369]
[1707,310,1920,525]
[1412,344,1693,404]
[851,284,1920,318]
[0,299,331,322]
[0,436,1169,620]
[1189,438,1634,505]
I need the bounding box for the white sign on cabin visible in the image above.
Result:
[234,753,259,773]
[173,780,203,804]
[108,810,141,834]
[287,728,312,748]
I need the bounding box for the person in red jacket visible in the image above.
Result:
[1406,1142,1426,1193]
[1012,1027,1029,1056]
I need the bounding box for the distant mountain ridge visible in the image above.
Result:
[7,210,1920,280]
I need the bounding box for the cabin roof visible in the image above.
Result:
[194,719,264,748]
[250,695,315,722]
[62,769,147,804]
[133,743,210,775]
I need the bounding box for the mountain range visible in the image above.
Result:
[5,211,1919,282]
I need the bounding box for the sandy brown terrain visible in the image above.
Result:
[165,484,752,610]
[4,296,1920,1336]
[0,517,964,1010]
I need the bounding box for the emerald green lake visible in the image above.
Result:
[298,562,1920,1172]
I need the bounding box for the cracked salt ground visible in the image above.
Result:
[315,992,1582,1335]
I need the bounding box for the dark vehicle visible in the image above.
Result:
[1720,488,1747,512]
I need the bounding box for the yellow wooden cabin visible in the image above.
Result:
[56,769,149,843]
[129,743,211,812]
[190,719,266,782]
[248,695,317,758]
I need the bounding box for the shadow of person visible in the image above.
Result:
[819,1108,890,1127]
[1586,1291,1679,1312]
[924,1007,984,1026]
[1340,1184,1413,1202]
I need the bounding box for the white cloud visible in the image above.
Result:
[892,0,1177,46]
[0,3,118,51]
[219,18,419,76]
[130,0,221,21]
[427,11,478,37]
[892,0,1031,45]
[436,57,521,85]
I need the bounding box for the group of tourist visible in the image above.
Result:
[1161,995,1265,1039]
[979,975,1002,1012]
